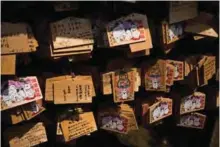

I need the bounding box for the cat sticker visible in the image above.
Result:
[180,92,206,115]
[177,113,206,129]
[1,77,42,111]
[145,60,166,92]
[112,69,135,103]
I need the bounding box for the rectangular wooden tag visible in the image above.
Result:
[53,79,93,104]
[149,98,172,124]
[167,60,184,81]
[98,107,129,134]
[177,113,206,129]
[180,92,206,115]
[8,106,26,124]
[145,60,166,92]
[1,22,29,54]
[106,13,147,47]
[166,63,175,86]
[102,72,113,95]
[60,112,97,142]
[22,99,45,120]
[4,122,48,147]
[203,56,216,81]
[1,55,16,75]
[45,75,72,101]
[112,69,135,103]
[1,76,43,111]
[50,17,93,49]
[169,1,198,24]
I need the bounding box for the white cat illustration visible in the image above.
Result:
[151,77,159,89]
[120,89,128,100]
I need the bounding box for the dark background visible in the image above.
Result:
[1,1,219,147]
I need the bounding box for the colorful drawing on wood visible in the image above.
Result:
[149,98,172,124]
[98,108,129,134]
[1,77,42,111]
[106,13,147,47]
[180,92,206,115]
[177,113,206,129]
[112,69,135,102]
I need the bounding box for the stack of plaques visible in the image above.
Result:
[49,17,94,59]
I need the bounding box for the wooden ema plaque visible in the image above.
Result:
[177,113,206,129]
[60,112,97,142]
[53,78,93,104]
[203,56,216,82]
[169,1,198,24]
[112,69,135,103]
[106,13,147,47]
[1,23,37,54]
[50,17,94,49]
[167,60,184,81]
[149,98,172,124]
[1,55,16,75]
[162,21,184,45]
[180,92,206,115]
[98,104,138,134]
[145,60,166,92]
[4,122,48,147]
[1,77,43,111]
